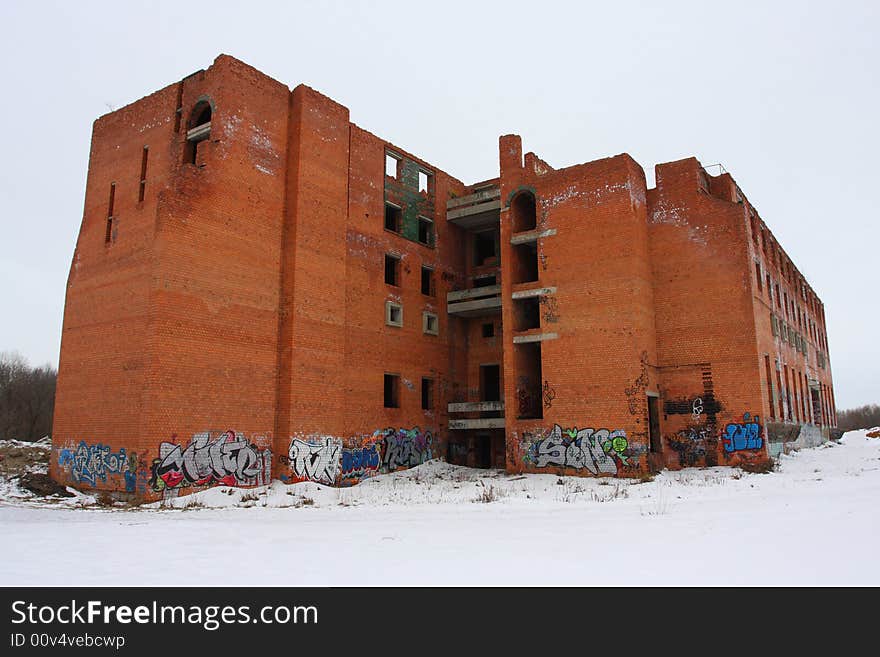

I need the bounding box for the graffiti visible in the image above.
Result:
[540,295,560,323]
[667,427,717,467]
[624,352,649,415]
[150,430,272,492]
[288,437,342,485]
[539,252,548,271]
[340,444,381,482]
[58,441,136,490]
[542,381,556,409]
[663,395,722,417]
[722,414,763,453]
[692,398,703,420]
[524,425,636,475]
[373,427,433,470]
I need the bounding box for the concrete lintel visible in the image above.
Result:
[186,122,211,141]
[449,418,506,430]
[513,332,558,344]
[447,401,505,413]
[447,284,501,302]
[447,199,502,221]
[510,228,557,245]
[511,286,557,300]
[447,297,502,315]
[446,188,501,210]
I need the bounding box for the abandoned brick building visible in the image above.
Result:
[50,54,837,498]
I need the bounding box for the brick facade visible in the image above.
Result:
[50,55,836,499]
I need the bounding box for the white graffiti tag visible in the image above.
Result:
[288,438,342,485]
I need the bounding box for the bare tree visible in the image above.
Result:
[836,404,880,432]
[0,351,57,442]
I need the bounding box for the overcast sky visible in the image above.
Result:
[0,0,877,408]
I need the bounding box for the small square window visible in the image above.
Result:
[418,170,431,193]
[421,378,434,411]
[421,266,435,297]
[385,203,402,233]
[482,323,494,338]
[385,153,399,179]
[384,373,400,408]
[417,216,434,246]
[423,311,438,336]
[386,301,403,327]
[385,254,400,286]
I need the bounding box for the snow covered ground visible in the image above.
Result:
[2,430,879,586]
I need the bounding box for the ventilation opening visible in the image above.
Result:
[384,374,400,408]
[421,266,435,296]
[138,146,149,203]
[474,230,497,267]
[385,203,402,233]
[513,297,541,332]
[511,191,537,233]
[421,378,434,410]
[512,242,539,284]
[184,101,212,165]
[384,254,400,286]
[514,342,542,419]
[417,216,434,246]
[105,183,116,244]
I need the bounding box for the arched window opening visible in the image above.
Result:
[184,101,213,165]
[511,191,537,233]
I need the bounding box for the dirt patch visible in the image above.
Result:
[18,473,74,497]
[0,442,50,477]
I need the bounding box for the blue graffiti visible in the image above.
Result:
[341,445,381,480]
[58,441,134,488]
[722,413,763,452]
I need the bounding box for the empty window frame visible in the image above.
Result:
[421,377,434,411]
[474,230,497,266]
[482,322,495,338]
[385,301,403,327]
[185,101,212,165]
[513,297,541,332]
[418,170,432,194]
[384,254,401,286]
[420,266,435,297]
[385,203,402,233]
[385,152,400,179]
[384,373,400,408]
[423,311,439,336]
[755,261,763,292]
[417,216,434,246]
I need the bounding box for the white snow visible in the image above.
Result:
[2,430,879,586]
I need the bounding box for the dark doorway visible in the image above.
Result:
[480,364,500,402]
[647,395,661,453]
[477,435,492,469]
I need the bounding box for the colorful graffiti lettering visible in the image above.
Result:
[373,427,433,470]
[58,441,137,490]
[722,413,763,453]
[340,444,381,482]
[523,425,635,475]
[150,430,272,492]
[288,437,341,485]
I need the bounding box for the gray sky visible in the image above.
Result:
[1,0,877,408]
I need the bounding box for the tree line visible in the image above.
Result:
[0,351,56,442]
[836,404,880,432]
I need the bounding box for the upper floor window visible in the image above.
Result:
[185,100,212,165]
[385,152,400,179]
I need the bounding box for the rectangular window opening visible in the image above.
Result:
[474,230,498,267]
[384,374,400,408]
[513,296,541,332]
[384,203,402,233]
[384,254,400,286]
[482,322,495,338]
[417,216,434,246]
[105,182,116,244]
[421,266,435,296]
[423,311,439,336]
[385,301,403,328]
[418,170,431,193]
[385,153,399,179]
[421,378,434,411]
